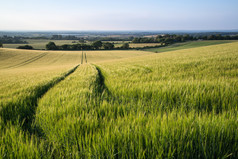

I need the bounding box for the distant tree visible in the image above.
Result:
[207,35,216,40]
[102,42,114,50]
[175,35,182,42]
[46,42,58,50]
[224,35,230,40]
[132,38,139,43]
[215,34,223,40]
[121,43,130,49]
[81,44,93,50]
[60,44,70,50]
[202,36,208,40]
[233,35,238,40]
[0,36,27,44]
[17,45,34,49]
[92,40,102,50]
[71,44,81,50]
[0,42,3,48]
[163,38,174,45]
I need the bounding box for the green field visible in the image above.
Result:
[0,42,238,158]
[144,40,237,53]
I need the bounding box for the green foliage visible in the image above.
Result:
[45,41,113,50]
[0,35,27,44]
[17,45,34,50]
[46,42,58,50]
[0,42,2,48]
[102,42,114,50]
[3,39,77,50]
[132,34,238,44]
[92,40,103,49]
[121,43,130,49]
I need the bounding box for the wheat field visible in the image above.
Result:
[0,42,237,158]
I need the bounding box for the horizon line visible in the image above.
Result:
[1,29,238,32]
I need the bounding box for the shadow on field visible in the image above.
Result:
[0,64,79,136]
[94,65,110,95]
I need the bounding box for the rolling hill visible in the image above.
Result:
[0,42,237,158]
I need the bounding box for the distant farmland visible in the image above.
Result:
[0,42,237,158]
[3,39,162,50]
[143,40,236,53]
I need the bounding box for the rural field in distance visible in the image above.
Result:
[0,41,237,158]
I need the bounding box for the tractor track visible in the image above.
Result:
[0,64,80,135]
[3,53,48,69]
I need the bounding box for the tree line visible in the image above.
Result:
[45,41,130,50]
[15,41,130,50]
[132,34,238,44]
[46,41,116,50]
[0,36,27,44]
[17,45,34,49]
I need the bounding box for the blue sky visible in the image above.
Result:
[0,0,238,31]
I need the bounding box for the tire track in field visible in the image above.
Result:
[93,64,110,94]
[0,64,80,136]
[92,64,152,106]
[3,53,48,69]
[92,64,115,107]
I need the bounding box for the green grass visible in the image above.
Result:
[143,40,237,53]
[0,42,238,158]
